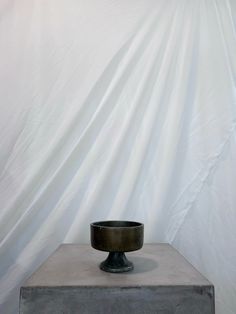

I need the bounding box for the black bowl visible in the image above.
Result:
[90,220,144,273]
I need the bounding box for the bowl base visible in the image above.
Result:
[100,252,133,273]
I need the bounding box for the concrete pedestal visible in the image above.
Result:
[20,244,214,313]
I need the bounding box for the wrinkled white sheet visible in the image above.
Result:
[0,0,236,313]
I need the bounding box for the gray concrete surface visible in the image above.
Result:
[20,244,215,313]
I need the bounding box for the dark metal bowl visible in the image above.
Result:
[90,220,144,273]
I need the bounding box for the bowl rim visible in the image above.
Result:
[90,220,143,229]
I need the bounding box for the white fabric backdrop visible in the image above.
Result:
[0,0,236,313]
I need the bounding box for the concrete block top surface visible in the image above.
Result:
[23,244,212,287]
[23,244,212,288]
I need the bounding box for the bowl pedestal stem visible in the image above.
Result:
[100,252,133,273]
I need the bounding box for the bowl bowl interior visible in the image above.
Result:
[91,220,142,228]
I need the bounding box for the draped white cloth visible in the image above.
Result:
[0,0,236,313]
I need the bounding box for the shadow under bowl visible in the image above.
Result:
[90,220,144,273]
